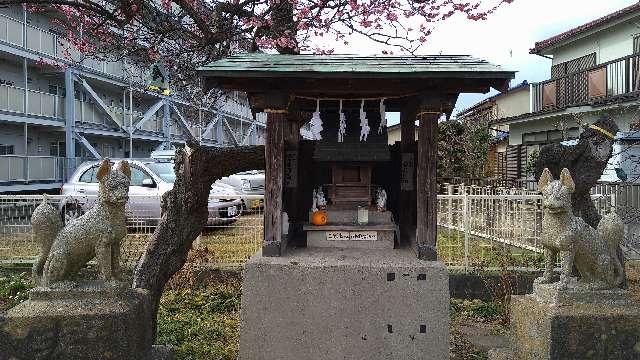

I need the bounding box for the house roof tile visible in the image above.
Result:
[530,2,640,55]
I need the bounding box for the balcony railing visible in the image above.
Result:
[0,155,65,183]
[0,83,63,119]
[532,53,640,113]
[0,13,126,79]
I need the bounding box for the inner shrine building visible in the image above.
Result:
[199,54,514,360]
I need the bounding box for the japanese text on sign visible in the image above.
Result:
[285,150,298,188]
[326,231,377,241]
[400,153,415,191]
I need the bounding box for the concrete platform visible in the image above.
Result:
[239,247,449,360]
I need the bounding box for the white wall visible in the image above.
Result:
[551,19,640,65]
[508,106,639,145]
[495,88,530,118]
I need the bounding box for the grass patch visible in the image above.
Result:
[437,229,544,269]
[0,272,33,312]
[450,298,506,323]
[156,274,242,360]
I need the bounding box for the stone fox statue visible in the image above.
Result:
[31,159,131,286]
[537,168,624,290]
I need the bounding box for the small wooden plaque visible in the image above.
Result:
[326,231,377,241]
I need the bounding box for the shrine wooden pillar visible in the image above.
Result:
[283,111,301,246]
[262,94,289,257]
[416,105,440,260]
[399,100,417,247]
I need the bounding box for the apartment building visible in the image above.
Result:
[0,5,266,192]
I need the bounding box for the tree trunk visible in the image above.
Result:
[132,141,265,337]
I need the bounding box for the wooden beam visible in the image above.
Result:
[263,113,286,256]
[399,100,418,247]
[416,108,440,260]
[262,92,289,257]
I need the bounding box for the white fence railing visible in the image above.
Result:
[0,194,264,267]
[0,193,637,271]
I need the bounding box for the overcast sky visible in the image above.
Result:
[327,0,638,125]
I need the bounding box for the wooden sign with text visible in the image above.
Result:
[284,150,298,188]
[326,231,377,241]
[400,153,415,191]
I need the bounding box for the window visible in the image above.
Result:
[101,144,115,158]
[0,145,14,155]
[522,127,579,145]
[634,35,640,54]
[129,167,153,186]
[522,131,548,144]
[79,166,97,183]
[50,142,65,157]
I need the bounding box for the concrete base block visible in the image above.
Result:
[511,287,640,360]
[0,281,154,360]
[239,247,449,360]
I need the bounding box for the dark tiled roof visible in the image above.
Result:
[199,53,513,78]
[531,2,640,54]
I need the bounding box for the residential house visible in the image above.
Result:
[456,81,531,181]
[491,2,640,183]
[0,5,266,193]
[387,123,419,144]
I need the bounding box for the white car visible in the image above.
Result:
[60,158,242,226]
[215,170,265,210]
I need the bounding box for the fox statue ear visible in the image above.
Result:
[538,168,553,192]
[117,161,132,179]
[560,168,575,193]
[96,159,111,182]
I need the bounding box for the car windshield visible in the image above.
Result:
[146,162,176,183]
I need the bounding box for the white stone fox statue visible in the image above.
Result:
[537,167,624,290]
[31,159,131,286]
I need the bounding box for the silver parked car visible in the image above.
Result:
[60,158,242,226]
[215,170,265,210]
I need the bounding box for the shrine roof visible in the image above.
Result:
[199,53,514,80]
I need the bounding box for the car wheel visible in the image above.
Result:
[62,205,84,224]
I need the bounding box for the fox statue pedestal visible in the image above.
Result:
[0,281,161,360]
[508,282,640,360]
[493,168,640,360]
[1,160,171,360]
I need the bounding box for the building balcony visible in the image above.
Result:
[0,83,64,120]
[0,13,126,79]
[531,53,640,113]
[0,155,66,183]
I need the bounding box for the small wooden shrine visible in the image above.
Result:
[200,54,514,360]
[200,54,513,259]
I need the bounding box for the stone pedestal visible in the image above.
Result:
[0,281,157,360]
[509,283,640,360]
[239,247,449,360]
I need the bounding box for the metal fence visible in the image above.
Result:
[0,194,264,269]
[0,192,637,273]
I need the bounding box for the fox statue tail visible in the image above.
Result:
[597,212,625,288]
[31,195,63,284]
